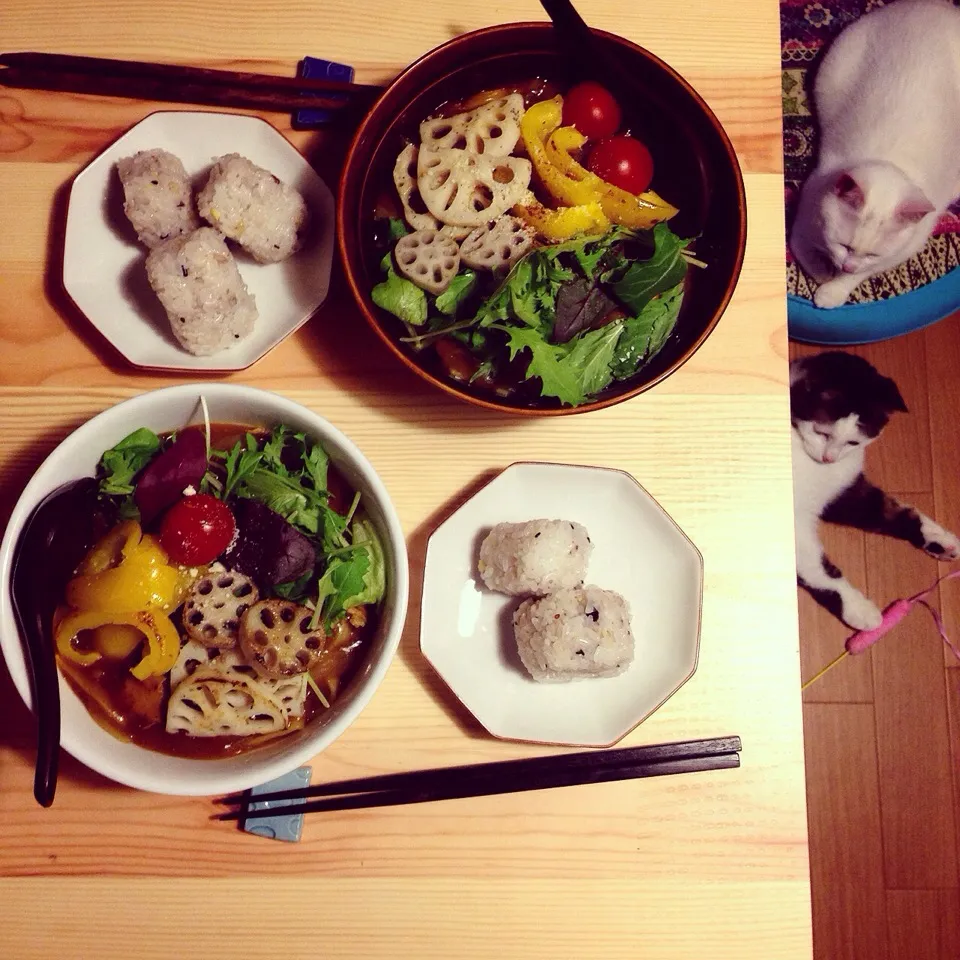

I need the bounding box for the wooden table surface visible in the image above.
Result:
[0,1,810,957]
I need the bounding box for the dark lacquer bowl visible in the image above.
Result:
[338,22,747,416]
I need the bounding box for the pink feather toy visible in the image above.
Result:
[802,570,960,690]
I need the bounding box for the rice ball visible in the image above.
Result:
[145,227,257,356]
[478,519,592,596]
[513,586,634,682]
[116,148,199,248]
[196,154,308,263]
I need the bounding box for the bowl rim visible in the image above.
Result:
[337,20,748,416]
[0,383,410,795]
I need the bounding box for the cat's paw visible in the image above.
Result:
[814,280,855,309]
[842,593,883,631]
[920,519,960,561]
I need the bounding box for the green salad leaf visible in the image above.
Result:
[613,223,688,315]
[494,324,585,406]
[372,252,427,326]
[435,270,477,316]
[98,427,161,496]
[609,283,685,380]
[564,324,624,397]
[345,517,387,608]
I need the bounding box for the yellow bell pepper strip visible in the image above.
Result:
[92,624,145,660]
[55,608,181,679]
[521,97,602,208]
[67,522,180,612]
[544,125,679,228]
[514,197,610,242]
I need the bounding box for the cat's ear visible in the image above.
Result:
[896,190,934,224]
[833,173,865,210]
[879,375,908,413]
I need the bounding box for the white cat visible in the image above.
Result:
[792,352,960,630]
[789,0,960,308]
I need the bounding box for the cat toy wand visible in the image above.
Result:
[802,569,960,690]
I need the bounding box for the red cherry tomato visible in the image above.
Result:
[562,81,622,141]
[587,135,655,195]
[159,494,236,566]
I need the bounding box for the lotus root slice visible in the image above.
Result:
[182,570,259,649]
[419,94,524,157]
[460,215,535,271]
[394,229,460,295]
[239,599,327,678]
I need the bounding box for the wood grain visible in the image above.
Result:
[802,703,888,960]
[0,1,810,956]
[886,890,960,960]
[868,494,958,889]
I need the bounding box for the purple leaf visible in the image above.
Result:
[134,430,207,527]
[223,498,316,588]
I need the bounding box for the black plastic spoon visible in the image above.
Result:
[9,477,103,807]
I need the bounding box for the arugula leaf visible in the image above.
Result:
[435,270,477,316]
[371,252,428,326]
[313,551,372,627]
[612,223,688,315]
[609,283,684,380]
[506,258,543,328]
[219,438,264,501]
[98,427,161,496]
[494,324,584,406]
[564,324,624,397]
[344,517,386,608]
[297,431,329,492]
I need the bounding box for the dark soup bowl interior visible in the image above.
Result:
[338,22,747,416]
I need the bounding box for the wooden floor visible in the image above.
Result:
[790,314,960,960]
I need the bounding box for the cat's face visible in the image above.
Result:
[817,166,934,274]
[790,351,907,464]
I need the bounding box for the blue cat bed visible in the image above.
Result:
[788,269,960,345]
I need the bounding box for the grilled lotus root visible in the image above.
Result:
[182,570,259,649]
[394,229,461,295]
[417,147,532,228]
[393,144,441,233]
[239,599,327,678]
[419,94,525,157]
[170,641,308,718]
[165,671,287,737]
[460,215,535,271]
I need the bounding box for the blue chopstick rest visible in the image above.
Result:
[294,56,355,128]
[241,766,312,842]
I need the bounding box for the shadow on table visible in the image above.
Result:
[396,468,502,738]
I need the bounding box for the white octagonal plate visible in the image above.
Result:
[62,110,335,372]
[420,462,703,747]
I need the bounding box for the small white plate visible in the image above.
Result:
[420,462,703,747]
[62,111,335,372]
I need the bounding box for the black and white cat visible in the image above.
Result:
[792,351,960,629]
[789,0,960,308]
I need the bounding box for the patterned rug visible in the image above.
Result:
[782,0,960,303]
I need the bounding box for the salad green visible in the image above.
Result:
[371,221,695,407]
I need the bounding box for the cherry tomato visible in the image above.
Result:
[587,135,655,195]
[159,494,236,566]
[562,81,622,141]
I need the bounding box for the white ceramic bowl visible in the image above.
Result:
[0,385,408,796]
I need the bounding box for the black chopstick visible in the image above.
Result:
[217,751,740,821]
[0,52,383,113]
[214,736,741,821]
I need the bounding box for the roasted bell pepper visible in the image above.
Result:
[544,126,679,228]
[55,608,180,679]
[519,97,678,230]
[56,521,186,680]
[514,198,610,242]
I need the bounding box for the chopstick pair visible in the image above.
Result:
[0,51,383,114]
[214,735,742,822]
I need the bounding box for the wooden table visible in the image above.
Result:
[0,1,810,957]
